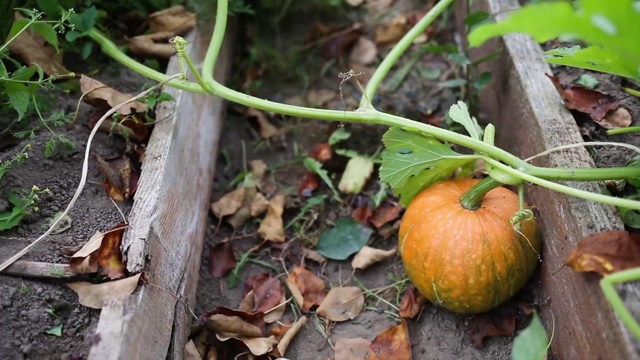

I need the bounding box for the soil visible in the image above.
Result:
[0,67,148,359]
[194,2,539,360]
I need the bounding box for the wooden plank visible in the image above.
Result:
[457,0,640,358]
[88,20,233,360]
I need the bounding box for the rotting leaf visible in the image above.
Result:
[285,266,328,312]
[352,204,373,226]
[351,246,397,270]
[349,36,378,65]
[546,74,618,123]
[79,75,148,115]
[68,273,141,309]
[245,107,279,139]
[364,321,412,360]
[334,337,372,360]
[399,286,427,319]
[321,26,363,59]
[96,223,127,279]
[370,202,402,229]
[375,14,409,45]
[252,276,283,314]
[264,293,286,324]
[257,194,286,242]
[208,242,237,278]
[68,231,103,274]
[467,312,516,348]
[316,286,365,322]
[127,31,177,59]
[339,157,375,194]
[317,218,373,260]
[566,230,640,276]
[96,154,138,202]
[298,171,319,198]
[211,187,246,219]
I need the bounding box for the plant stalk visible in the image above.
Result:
[460,177,503,210]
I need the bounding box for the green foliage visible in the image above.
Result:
[316,218,372,260]
[512,312,549,360]
[303,157,340,200]
[0,186,46,232]
[0,144,30,181]
[469,0,640,81]
[380,107,477,206]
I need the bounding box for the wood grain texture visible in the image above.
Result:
[457,0,640,358]
[88,20,233,360]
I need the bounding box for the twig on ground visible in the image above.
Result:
[0,74,182,272]
[3,261,75,279]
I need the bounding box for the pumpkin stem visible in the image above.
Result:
[460,177,503,210]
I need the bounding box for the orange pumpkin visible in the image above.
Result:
[399,178,540,314]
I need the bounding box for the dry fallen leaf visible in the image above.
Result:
[566,230,640,276]
[351,246,397,270]
[68,273,141,309]
[285,266,328,312]
[364,321,412,360]
[257,194,286,242]
[208,242,237,278]
[306,89,337,107]
[316,286,364,322]
[602,107,632,129]
[148,5,196,35]
[399,286,427,319]
[184,340,202,360]
[370,202,403,229]
[334,337,372,360]
[467,312,516,348]
[211,187,246,219]
[96,223,127,279]
[8,13,69,75]
[127,31,177,58]
[96,154,138,202]
[345,0,365,7]
[352,204,373,226]
[321,26,363,59]
[298,171,319,198]
[301,247,327,264]
[96,116,150,143]
[375,14,408,45]
[245,107,279,139]
[68,231,104,274]
[276,316,308,356]
[309,143,333,163]
[264,293,287,324]
[349,37,378,65]
[79,75,148,115]
[547,74,618,123]
[252,276,283,314]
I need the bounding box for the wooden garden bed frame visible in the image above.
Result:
[88,21,233,360]
[457,0,640,358]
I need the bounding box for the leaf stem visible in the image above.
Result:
[460,177,503,210]
[600,268,640,342]
[607,126,640,136]
[364,0,455,104]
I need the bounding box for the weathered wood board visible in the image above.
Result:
[457,0,640,358]
[88,21,233,360]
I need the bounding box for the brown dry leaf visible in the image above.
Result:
[239,289,256,313]
[250,159,268,178]
[334,337,371,360]
[96,223,127,279]
[8,13,69,76]
[257,194,286,242]
[148,5,196,35]
[79,75,148,115]
[566,230,640,276]
[285,266,328,312]
[349,37,378,65]
[97,116,150,143]
[201,307,276,357]
[253,276,283,314]
[546,74,618,122]
[68,231,104,273]
[371,202,403,229]
[227,187,260,229]
[244,272,271,295]
[316,286,364,322]
[301,247,327,264]
[399,286,427,319]
[96,155,138,202]
[298,171,319,198]
[246,107,279,139]
[351,246,397,270]
[306,89,337,107]
[68,273,141,309]
[264,293,286,324]
[352,204,373,226]
[467,312,516,348]
[206,314,263,338]
[375,14,408,45]
[184,340,203,360]
[321,26,363,59]
[208,242,237,277]
[276,316,307,356]
[366,0,394,13]
[309,143,333,162]
[364,321,412,360]
[127,31,177,58]
[211,187,246,219]
[250,192,269,217]
[602,107,632,129]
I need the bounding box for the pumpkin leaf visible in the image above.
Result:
[380,128,474,206]
[317,218,373,260]
[512,312,549,360]
[447,101,483,140]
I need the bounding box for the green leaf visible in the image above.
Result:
[7,18,30,40]
[156,92,174,104]
[328,127,351,146]
[81,6,97,31]
[370,182,388,208]
[44,324,63,337]
[512,312,548,360]
[575,74,599,89]
[473,71,492,90]
[447,101,483,140]
[12,66,37,81]
[44,137,57,158]
[625,155,640,188]
[316,218,372,260]
[379,128,474,206]
[3,82,30,120]
[446,53,471,65]
[37,0,61,17]
[65,30,82,42]
[464,10,490,29]
[338,157,374,194]
[81,42,93,60]
[439,78,467,88]
[304,157,339,199]
[545,45,636,80]
[32,22,59,51]
[416,64,441,80]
